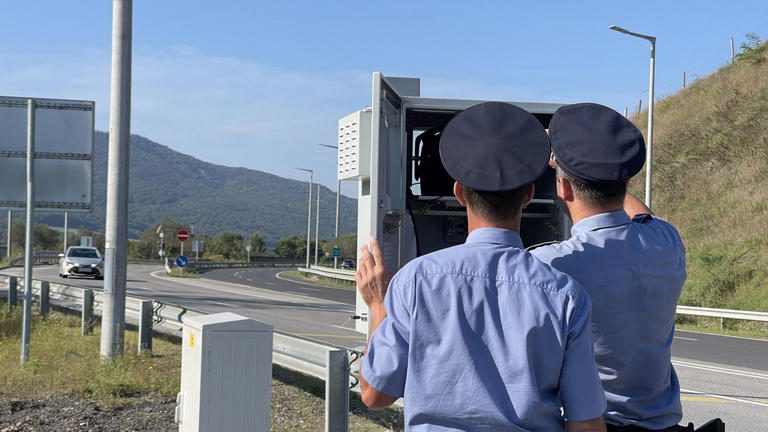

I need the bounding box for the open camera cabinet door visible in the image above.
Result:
[353,73,572,334]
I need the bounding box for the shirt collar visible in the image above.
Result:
[571,209,632,236]
[466,227,524,248]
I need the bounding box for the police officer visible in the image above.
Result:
[356,102,607,431]
[531,103,687,431]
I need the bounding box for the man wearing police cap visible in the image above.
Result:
[531,103,687,431]
[356,102,607,431]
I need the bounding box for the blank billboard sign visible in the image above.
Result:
[0,97,94,212]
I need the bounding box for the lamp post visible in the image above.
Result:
[156,225,164,262]
[610,24,656,209]
[319,144,341,269]
[314,184,320,266]
[295,168,313,269]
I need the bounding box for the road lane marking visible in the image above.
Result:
[263,282,276,286]
[677,330,768,343]
[681,395,733,403]
[294,333,366,339]
[673,336,698,341]
[150,270,352,307]
[246,278,253,282]
[673,360,768,380]
[331,324,359,332]
[681,388,768,408]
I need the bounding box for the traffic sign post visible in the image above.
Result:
[246,244,252,263]
[176,256,188,268]
[176,255,188,276]
[176,229,190,242]
[177,229,189,258]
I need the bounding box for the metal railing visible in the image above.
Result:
[192,257,304,270]
[300,265,356,282]
[0,274,354,432]
[9,251,61,267]
[676,305,768,323]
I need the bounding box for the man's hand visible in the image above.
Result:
[356,238,399,410]
[356,238,392,308]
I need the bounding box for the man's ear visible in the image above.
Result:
[454,181,467,207]
[522,183,535,208]
[559,175,575,203]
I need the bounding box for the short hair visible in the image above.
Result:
[462,184,528,223]
[556,167,627,207]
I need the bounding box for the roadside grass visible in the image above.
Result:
[0,304,180,407]
[628,42,768,321]
[167,267,200,278]
[0,303,403,430]
[676,315,768,340]
[281,270,356,290]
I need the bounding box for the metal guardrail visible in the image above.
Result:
[300,265,356,282]
[0,274,356,431]
[676,305,768,323]
[192,258,304,270]
[9,251,61,267]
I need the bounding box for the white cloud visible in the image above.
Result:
[1,45,569,191]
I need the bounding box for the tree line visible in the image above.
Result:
[4,217,357,263]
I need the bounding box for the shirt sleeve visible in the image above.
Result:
[361,274,412,398]
[558,286,607,421]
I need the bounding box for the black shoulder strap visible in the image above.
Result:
[526,240,560,251]
[632,213,653,224]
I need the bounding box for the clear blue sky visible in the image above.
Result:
[1,1,765,193]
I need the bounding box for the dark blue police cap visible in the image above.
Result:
[439,102,550,192]
[549,103,645,183]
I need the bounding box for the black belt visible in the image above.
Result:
[606,424,687,432]
[607,419,724,432]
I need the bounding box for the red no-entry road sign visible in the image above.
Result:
[176,229,190,242]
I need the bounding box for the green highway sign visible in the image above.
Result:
[332,245,342,258]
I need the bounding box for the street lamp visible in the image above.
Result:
[319,144,341,269]
[156,225,165,262]
[295,168,313,268]
[314,183,320,266]
[610,24,656,209]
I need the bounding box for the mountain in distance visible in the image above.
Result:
[38,132,357,247]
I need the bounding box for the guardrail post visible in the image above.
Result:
[9,276,18,310]
[138,300,153,354]
[39,281,50,316]
[325,349,350,432]
[82,289,94,336]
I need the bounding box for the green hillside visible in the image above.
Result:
[631,40,768,312]
[36,132,357,246]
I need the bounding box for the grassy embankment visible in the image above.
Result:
[629,42,768,333]
[0,305,402,430]
[0,306,179,407]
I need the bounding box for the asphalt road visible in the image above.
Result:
[3,264,767,430]
[3,265,365,349]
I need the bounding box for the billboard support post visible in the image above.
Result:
[101,0,133,361]
[20,99,35,364]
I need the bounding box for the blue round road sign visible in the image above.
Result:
[175,255,189,268]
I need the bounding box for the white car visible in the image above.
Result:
[59,246,104,279]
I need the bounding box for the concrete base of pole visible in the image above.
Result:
[82,289,95,336]
[39,281,50,316]
[138,300,153,354]
[8,276,17,310]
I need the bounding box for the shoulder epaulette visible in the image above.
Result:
[632,213,653,223]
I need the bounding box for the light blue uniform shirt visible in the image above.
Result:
[531,211,686,429]
[363,228,606,431]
